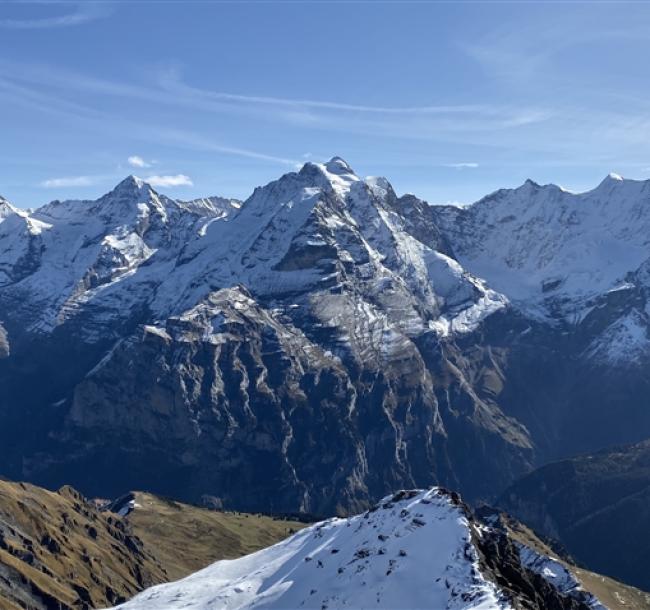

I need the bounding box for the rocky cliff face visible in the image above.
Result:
[1,159,650,515]
[56,286,531,515]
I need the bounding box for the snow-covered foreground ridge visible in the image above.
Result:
[109,489,604,610]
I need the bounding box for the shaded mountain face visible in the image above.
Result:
[110,487,648,610]
[498,439,650,592]
[1,159,650,514]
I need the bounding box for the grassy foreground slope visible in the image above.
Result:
[116,491,307,581]
[0,482,305,609]
[0,480,166,609]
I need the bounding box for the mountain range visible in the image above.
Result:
[1,158,650,519]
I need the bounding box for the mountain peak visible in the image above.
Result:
[112,174,150,195]
[296,157,360,198]
[100,174,161,207]
[324,156,355,175]
[91,175,170,223]
[593,172,629,193]
[110,488,506,610]
[508,178,566,197]
[0,196,20,220]
[587,172,632,195]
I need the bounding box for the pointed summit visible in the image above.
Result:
[598,172,624,187]
[324,156,355,176]
[509,178,565,198]
[294,156,360,198]
[592,172,629,195]
[99,175,159,207]
[111,175,150,196]
[0,196,20,221]
[94,175,169,223]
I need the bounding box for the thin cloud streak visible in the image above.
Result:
[0,3,112,30]
[41,175,96,188]
[2,61,643,166]
[4,59,648,172]
[149,128,301,166]
[0,71,301,169]
[443,162,479,169]
[157,68,496,115]
[0,60,549,137]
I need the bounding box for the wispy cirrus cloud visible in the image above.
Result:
[0,59,549,140]
[40,175,97,188]
[145,174,193,188]
[152,66,548,134]
[0,2,112,30]
[148,127,300,167]
[3,56,645,170]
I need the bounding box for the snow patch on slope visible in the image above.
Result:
[585,308,650,365]
[516,543,606,610]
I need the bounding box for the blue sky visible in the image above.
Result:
[2,0,650,207]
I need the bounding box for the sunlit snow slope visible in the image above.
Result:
[110,489,509,610]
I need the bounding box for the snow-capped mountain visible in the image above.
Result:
[0,175,237,336]
[1,158,650,517]
[434,174,650,342]
[109,488,609,610]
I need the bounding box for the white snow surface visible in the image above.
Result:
[109,489,511,610]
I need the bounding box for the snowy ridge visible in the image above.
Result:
[434,174,650,322]
[0,196,22,221]
[107,489,612,610]
[109,489,511,610]
[179,195,242,222]
[0,176,234,335]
